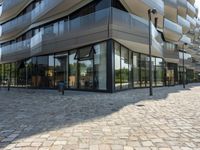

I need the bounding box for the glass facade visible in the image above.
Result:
[0,41,107,91]
[0,40,199,92]
[114,41,164,90]
[166,63,178,86]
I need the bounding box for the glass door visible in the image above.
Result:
[78,59,93,89]
[55,53,68,88]
[166,69,174,86]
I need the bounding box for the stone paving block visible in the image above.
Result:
[0,84,200,150]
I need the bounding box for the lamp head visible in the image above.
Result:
[151,8,157,14]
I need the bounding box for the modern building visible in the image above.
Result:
[0,0,200,92]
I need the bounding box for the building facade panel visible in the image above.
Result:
[0,0,200,92]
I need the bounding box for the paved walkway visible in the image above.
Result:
[0,84,200,150]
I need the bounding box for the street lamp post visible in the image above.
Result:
[183,43,187,89]
[148,9,157,96]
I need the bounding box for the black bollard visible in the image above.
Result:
[7,80,10,91]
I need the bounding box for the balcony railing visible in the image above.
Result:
[186,15,196,28]
[163,18,182,42]
[0,0,63,37]
[180,35,192,45]
[112,7,163,52]
[2,0,24,12]
[31,8,110,55]
[187,2,196,17]
[178,15,190,33]
[1,12,31,36]
[164,0,177,8]
[31,0,63,22]
[1,8,163,62]
[188,0,195,5]
[142,0,164,15]
[177,0,187,17]
[1,39,30,56]
[163,42,179,63]
[0,5,2,16]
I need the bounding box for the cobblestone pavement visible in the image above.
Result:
[0,84,200,150]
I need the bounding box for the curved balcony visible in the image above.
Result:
[186,15,196,29]
[164,0,178,22]
[187,2,196,18]
[31,0,63,23]
[111,8,163,57]
[0,8,164,63]
[0,0,84,40]
[0,5,2,16]
[180,35,192,45]
[177,0,187,18]
[178,15,190,33]
[0,12,31,38]
[188,0,195,5]
[31,8,110,56]
[121,0,164,29]
[0,39,30,63]
[0,0,31,23]
[163,18,182,42]
[195,18,200,27]
[2,0,25,12]
[163,42,179,63]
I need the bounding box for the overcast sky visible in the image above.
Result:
[195,0,200,17]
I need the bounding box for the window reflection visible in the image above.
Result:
[94,42,107,90]
[115,42,121,90]
[156,58,164,86]
[133,52,140,87]
[79,59,93,89]
[114,41,164,90]
[121,46,129,89]
[55,54,67,87]
[48,55,55,88]
[37,56,49,88]
[69,50,77,88]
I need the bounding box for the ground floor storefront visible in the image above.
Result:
[0,40,200,92]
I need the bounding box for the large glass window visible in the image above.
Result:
[78,47,94,89]
[133,52,140,87]
[69,50,77,88]
[140,54,147,87]
[114,43,130,90]
[25,59,32,87]
[145,56,150,87]
[128,51,133,88]
[31,57,37,88]
[78,59,93,89]
[17,61,26,87]
[152,57,156,86]
[156,58,164,86]
[37,56,49,88]
[115,42,121,90]
[121,46,129,89]
[4,64,10,82]
[0,64,2,86]
[94,42,107,90]
[48,55,55,88]
[55,54,68,88]
[10,63,17,87]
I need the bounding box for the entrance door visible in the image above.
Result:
[55,54,68,88]
[78,59,93,89]
[166,69,174,86]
